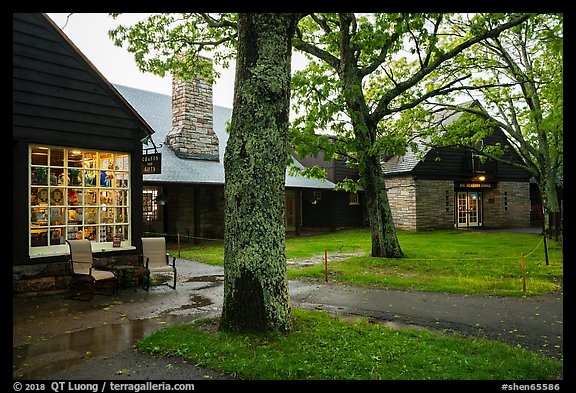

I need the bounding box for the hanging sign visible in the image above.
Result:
[142,153,162,174]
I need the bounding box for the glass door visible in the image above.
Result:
[457,191,482,228]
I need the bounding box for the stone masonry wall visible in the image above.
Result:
[165,76,220,161]
[386,177,455,231]
[482,181,530,228]
[385,176,417,230]
[13,254,139,297]
[415,179,455,230]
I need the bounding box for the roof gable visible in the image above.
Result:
[13,13,154,146]
[381,104,529,181]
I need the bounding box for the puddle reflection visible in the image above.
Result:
[13,315,198,379]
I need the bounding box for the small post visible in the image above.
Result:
[177,233,181,258]
[324,248,328,283]
[543,233,549,266]
[521,252,527,293]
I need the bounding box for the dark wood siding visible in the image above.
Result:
[411,127,530,182]
[301,189,364,230]
[13,13,149,149]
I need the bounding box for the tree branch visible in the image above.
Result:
[371,14,532,123]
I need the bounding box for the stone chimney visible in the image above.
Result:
[165,74,220,161]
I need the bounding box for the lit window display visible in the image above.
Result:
[29,145,130,255]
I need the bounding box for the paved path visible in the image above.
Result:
[289,281,563,359]
[13,259,563,380]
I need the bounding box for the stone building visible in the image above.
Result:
[382,110,531,231]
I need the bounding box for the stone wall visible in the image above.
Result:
[13,254,139,297]
[13,261,70,297]
[386,177,455,231]
[385,176,417,230]
[415,179,455,230]
[483,181,530,228]
[386,176,530,231]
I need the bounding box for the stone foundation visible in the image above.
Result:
[13,255,140,297]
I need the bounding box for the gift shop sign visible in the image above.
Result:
[142,153,162,174]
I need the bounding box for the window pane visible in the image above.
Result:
[31,167,48,186]
[49,207,65,225]
[67,208,83,225]
[84,152,98,169]
[50,188,65,205]
[31,187,49,206]
[100,190,114,205]
[116,154,129,171]
[100,152,114,170]
[83,226,97,241]
[67,189,82,206]
[85,189,98,205]
[31,208,48,226]
[100,207,114,224]
[50,148,64,167]
[100,226,114,242]
[115,173,129,188]
[115,207,127,223]
[85,170,98,187]
[67,226,80,240]
[67,150,83,168]
[68,168,83,186]
[31,229,48,247]
[100,170,113,187]
[115,190,128,206]
[31,146,48,166]
[50,228,65,245]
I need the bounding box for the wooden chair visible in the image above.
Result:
[66,239,117,300]
[141,237,177,290]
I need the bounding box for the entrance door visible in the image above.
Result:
[285,190,296,231]
[457,191,482,227]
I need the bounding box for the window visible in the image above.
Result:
[349,192,360,205]
[29,145,131,255]
[143,187,160,222]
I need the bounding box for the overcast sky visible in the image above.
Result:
[47,13,237,108]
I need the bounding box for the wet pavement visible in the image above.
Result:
[13,258,563,380]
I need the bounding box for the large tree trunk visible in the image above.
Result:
[220,14,298,333]
[362,153,405,258]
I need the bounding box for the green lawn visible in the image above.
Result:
[138,308,563,380]
[171,228,563,297]
[152,229,563,380]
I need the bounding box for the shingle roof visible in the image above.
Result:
[381,105,469,175]
[114,84,334,189]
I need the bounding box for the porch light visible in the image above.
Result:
[478,176,486,182]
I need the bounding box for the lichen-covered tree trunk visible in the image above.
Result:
[362,153,405,258]
[220,13,298,333]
